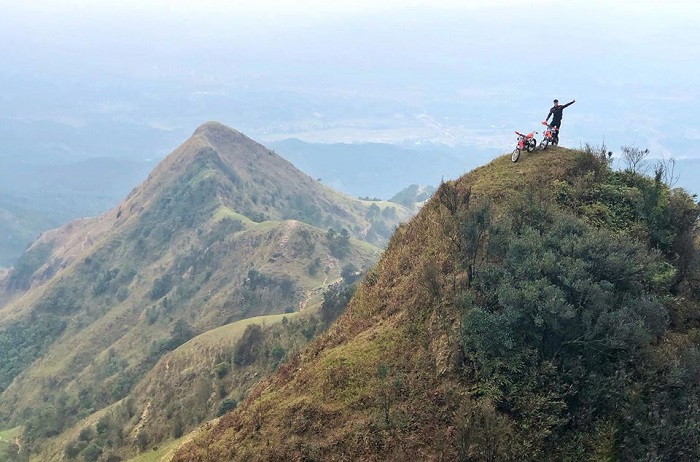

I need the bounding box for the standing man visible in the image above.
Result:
[545,98,575,144]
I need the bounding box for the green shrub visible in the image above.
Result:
[81,442,102,462]
[233,324,263,366]
[214,362,229,379]
[216,398,238,417]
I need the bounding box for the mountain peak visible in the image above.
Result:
[192,121,250,146]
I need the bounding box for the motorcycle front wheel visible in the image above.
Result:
[539,140,548,150]
[511,148,521,162]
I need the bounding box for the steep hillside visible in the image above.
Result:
[40,307,333,462]
[0,122,409,460]
[173,145,700,461]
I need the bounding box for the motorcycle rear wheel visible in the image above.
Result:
[527,139,537,153]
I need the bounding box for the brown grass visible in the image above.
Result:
[169,146,591,461]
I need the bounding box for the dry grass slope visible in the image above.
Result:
[172,143,700,462]
[170,147,611,461]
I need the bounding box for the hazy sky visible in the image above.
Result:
[1,0,699,160]
[4,0,697,72]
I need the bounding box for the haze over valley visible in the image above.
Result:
[2,1,699,172]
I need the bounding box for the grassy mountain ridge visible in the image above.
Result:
[37,309,319,461]
[121,122,408,246]
[0,122,409,307]
[173,145,700,461]
[0,122,408,461]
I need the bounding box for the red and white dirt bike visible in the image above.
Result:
[538,121,559,150]
[511,130,537,162]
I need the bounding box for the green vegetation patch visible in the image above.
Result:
[0,315,67,393]
[0,426,21,441]
[212,205,253,225]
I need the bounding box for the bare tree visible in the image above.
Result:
[654,156,680,188]
[621,145,649,174]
